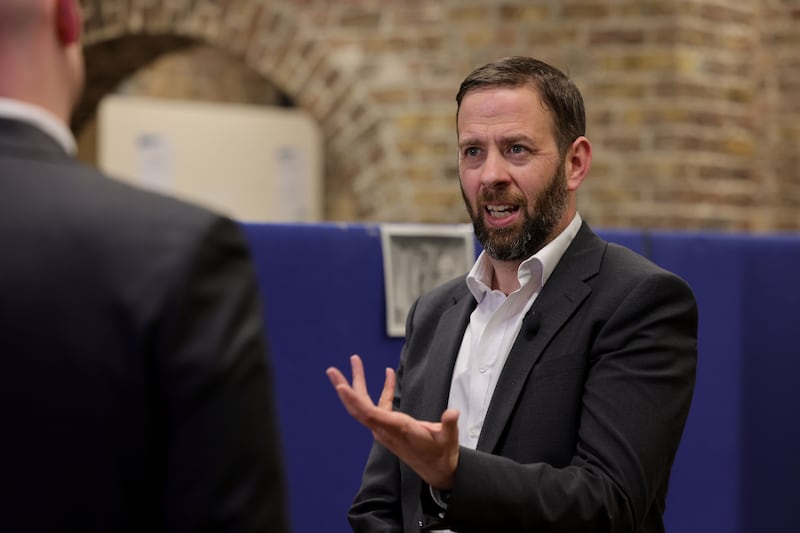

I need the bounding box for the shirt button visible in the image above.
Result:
[479,365,487,373]
[469,428,479,438]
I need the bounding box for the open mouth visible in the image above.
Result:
[486,204,520,219]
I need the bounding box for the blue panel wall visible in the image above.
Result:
[650,234,746,533]
[242,223,404,533]
[736,235,800,533]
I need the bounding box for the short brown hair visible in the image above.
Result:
[456,56,586,156]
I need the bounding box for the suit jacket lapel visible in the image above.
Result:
[420,286,475,422]
[476,224,605,452]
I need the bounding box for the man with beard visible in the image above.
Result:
[327,56,698,532]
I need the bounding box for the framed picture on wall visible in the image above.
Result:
[380,224,476,337]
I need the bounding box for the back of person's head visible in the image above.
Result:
[456,56,586,157]
[0,0,84,122]
[0,0,36,33]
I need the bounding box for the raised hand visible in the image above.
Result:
[326,355,460,490]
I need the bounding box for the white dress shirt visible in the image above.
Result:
[429,214,583,529]
[448,212,583,449]
[0,97,77,155]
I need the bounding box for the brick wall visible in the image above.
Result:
[75,0,800,232]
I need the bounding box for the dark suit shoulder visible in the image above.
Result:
[58,158,218,229]
[0,153,245,330]
[574,239,698,328]
[2,151,230,249]
[569,223,690,286]
[602,241,694,293]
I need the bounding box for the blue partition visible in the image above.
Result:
[242,223,800,533]
[650,234,747,533]
[737,236,800,533]
[242,223,404,533]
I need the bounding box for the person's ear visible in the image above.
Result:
[565,136,592,192]
[56,0,81,45]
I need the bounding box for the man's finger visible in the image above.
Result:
[325,366,347,388]
[333,382,375,421]
[440,408,460,445]
[349,354,369,396]
[377,367,396,411]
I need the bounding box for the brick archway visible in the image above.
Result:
[76,0,389,221]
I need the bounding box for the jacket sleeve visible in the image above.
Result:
[156,216,290,533]
[348,440,405,532]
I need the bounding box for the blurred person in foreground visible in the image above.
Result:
[0,1,289,531]
[327,56,698,532]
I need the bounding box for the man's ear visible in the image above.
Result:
[565,136,592,192]
[56,0,81,45]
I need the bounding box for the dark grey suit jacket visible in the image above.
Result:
[349,223,698,532]
[0,118,289,532]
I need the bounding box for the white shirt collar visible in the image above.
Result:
[0,98,77,155]
[466,212,583,300]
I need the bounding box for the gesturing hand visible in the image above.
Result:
[326,354,460,490]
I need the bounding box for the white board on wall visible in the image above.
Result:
[97,95,322,222]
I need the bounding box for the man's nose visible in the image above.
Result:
[480,149,511,188]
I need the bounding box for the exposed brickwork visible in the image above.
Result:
[75,0,800,232]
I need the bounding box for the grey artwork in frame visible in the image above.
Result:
[380,224,476,337]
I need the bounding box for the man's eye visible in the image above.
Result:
[465,147,480,157]
[509,145,525,154]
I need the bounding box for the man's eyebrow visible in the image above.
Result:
[458,136,482,149]
[458,134,535,148]
[503,134,536,145]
